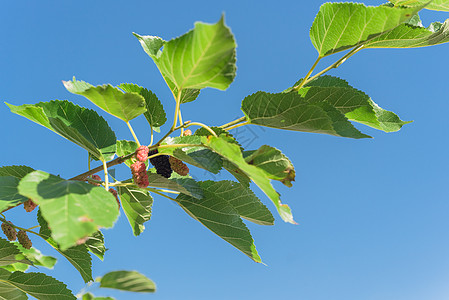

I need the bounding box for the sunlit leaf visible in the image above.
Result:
[117,186,153,236]
[7,100,116,161]
[389,0,449,11]
[19,171,119,250]
[63,79,146,122]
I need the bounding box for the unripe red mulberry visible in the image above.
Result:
[148,150,173,178]
[131,161,149,188]
[169,157,189,176]
[23,199,37,212]
[89,175,102,186]
[136,145,149,162]
[1,222,17,241]
[17,230,32,249]
[109,188,120,209]
[183,129,192,136]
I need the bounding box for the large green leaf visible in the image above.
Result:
[201,181,274,225]
[244,145,295,187]
[19,171,119,250]
[7,100,116,161]
[241,91,371,139]
[37,210,93,283]
[203,136,295,224]
[117,83,167,128]
[364,17,449,48]
[389,0,449,11]
[63,79,146,122]
[0,238,31,267]
[310,3,422,56]
[134,16,236,93]
[0,166,34,179]
[1,271,76,299]
[117,186,153,236]
[177,182,262,262]
[0,269,27,300]
[298,75,411,132]
[97,271,156,293]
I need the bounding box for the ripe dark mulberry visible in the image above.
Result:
[23,199,37,212]
[1,222,17,241]
[148,150,172,178]
[17,230,32,249]
[131,161,149,188]
[169,156,189,176]
[136,145,149,162]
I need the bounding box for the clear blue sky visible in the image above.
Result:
[1,1,449,299]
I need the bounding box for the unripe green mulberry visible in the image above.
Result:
[17,230,32,249]
[1,222,17,241]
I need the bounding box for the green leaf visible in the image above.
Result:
[19,171,119,250]
[202,181,274,225]
[244,145,295,187]
[159,136,223,174]
[203,136,296,224]
[37,211,93,283]
[63,79,146,122]
[0,238,32,267]
[164,77,201,104]
[0,177,29,212]
[3,271,76,299]
[310,2,422,56]
[116,140,139,167]
[364,18,449,48]
[222,160,251,187]
[117,186,153,236]
[241,91,371,139]
[147,172,203,199]
[12,243,56,269]
[117,83,167,128]
[0,269,27,300]
[134,15,236,93]
[6,100,116,161]
[389,0,449,11]
[0,166,34,179]
[177,181,262,262]
[85,231,106,261]
[97,270,156,293]
[300,76,411,132]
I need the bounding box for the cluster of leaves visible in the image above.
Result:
[1,1,448,298]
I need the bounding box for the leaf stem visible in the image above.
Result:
[148,188,178,202]
[220,116,246,129]
[226,121,250,131]
[185,122,218,137]
[146,187,180,195]
[153,143,203,150]
[299,45,365,88]
[126,121,141,147]
[149,126,154,147]
[178,110,184,136]
[102,160,109,190]
[27,225,40,230]
[292,56,322,91]
[172,89,182,130]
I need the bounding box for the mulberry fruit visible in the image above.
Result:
[131,161,149,188]
[148,150,172,178]
[109,188,121,209]
[23,199,37,212]
[17,230,32,249]
[1,222,17,241]
[136,145,149,162]
[89,175,102,186]
[169,157,189,176]
[183,129,192,136]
